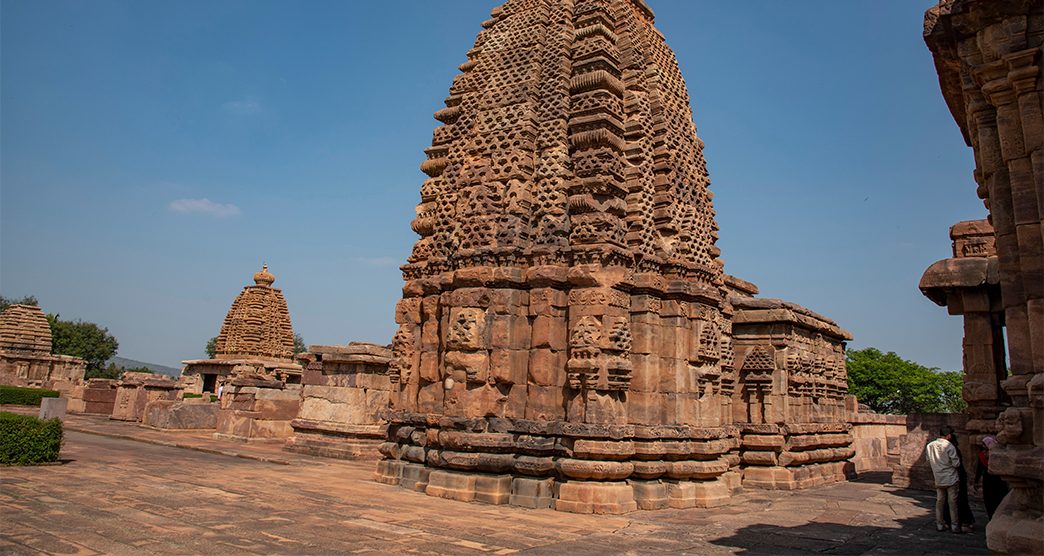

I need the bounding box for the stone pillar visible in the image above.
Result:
[284,343,393,459]
[924,2,1043,551]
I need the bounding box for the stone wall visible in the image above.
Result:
[111,372,180,422]
[848,410,907,473]
[142,398,219,430]
[285,343,392,459]
[215,377,301,442]
[66,378,118,415]
[888,413,970,491]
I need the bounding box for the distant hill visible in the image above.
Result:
[106,356,181,378]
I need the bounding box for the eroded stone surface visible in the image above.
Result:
[0,304,85,394]
[377,0,853,513]
[923,1,1043,552]
[284,343,393,459]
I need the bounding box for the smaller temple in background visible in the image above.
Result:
[0,304,85,394]
[179,265,303,442]
[181,265,302,395]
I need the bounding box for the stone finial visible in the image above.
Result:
[253,263,276,287]
[0,304,53,354]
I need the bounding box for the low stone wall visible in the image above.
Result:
[888,413,969,490]
[66,379,118,415]
[848,412,907,473]
[285,343,392,460]
[215,378,301,442]
[142,399,219,430]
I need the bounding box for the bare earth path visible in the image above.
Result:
[1,426,990,555]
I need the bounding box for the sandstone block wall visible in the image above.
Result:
[215,378,301,441]
[285,343,393,459]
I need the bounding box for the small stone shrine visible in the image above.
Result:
[184,265,304,441]
[0,304,85,394]
[181,265,302,396]
[375,0,854,513]
[730,295,855,489]
[285,342,393,459]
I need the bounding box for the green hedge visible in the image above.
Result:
[0,386,60,406]
[182,392,202,399]
[0,412,63,465]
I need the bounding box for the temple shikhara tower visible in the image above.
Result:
[181,265,303,441]
[376,0,853,513]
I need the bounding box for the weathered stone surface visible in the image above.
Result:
[142,399,219,430]
[376,0,854,513]
[0,304,86,393]
[924,2,1043,551]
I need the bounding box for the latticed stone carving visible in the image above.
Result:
[376,0,853,513]
[215,265,295,361]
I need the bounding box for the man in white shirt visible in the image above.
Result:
[925,426,961,532]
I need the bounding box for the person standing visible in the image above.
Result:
[975,436,1010,519]
[942,432,976,532]
[926,426,962,533]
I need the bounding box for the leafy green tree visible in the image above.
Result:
[846,347,965,414]
[0,295,39,313]
[937,370,967,413]
[205,336,218,358]
[90,363,125,380]
[47,315,119,374]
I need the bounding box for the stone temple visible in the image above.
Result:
[182,264,301,395]
[375,0,854,513]
[0,304,85,394]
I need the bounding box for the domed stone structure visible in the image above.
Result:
[214,264,295,361]
[182,265,301,394]
[375,0,854,513]
[0,304,53,354]
[0,304,85,392]
[180,265,304,441]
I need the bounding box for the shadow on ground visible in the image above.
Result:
[709,472,991,555]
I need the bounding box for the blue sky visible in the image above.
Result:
[1,1,982,370]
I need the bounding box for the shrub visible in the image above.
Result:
[0,386,60,406]
[182,392,202,399]
[0,412,63,465]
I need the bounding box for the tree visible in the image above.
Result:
[936,370,967,413]
[47,315,119,375]
[0,294,39,313]
[845,347,965,414]
[205,336,218,358]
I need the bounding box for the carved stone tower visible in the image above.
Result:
[377,0,739,513]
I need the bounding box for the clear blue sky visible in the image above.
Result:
[1,1,982,370]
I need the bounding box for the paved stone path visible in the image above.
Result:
[0,419,992,555]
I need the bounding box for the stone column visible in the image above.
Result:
[924,2,1043,551]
